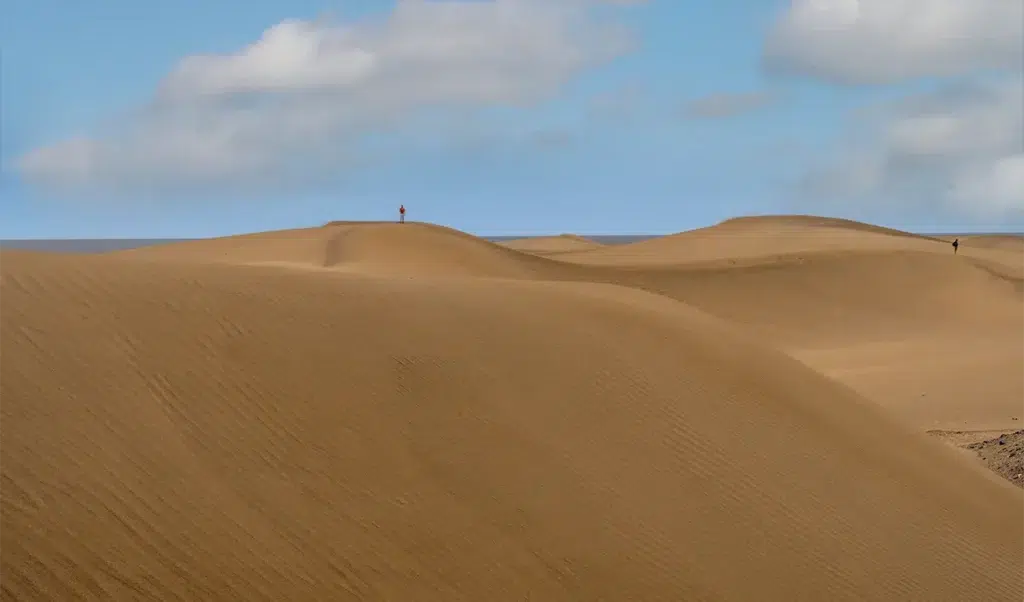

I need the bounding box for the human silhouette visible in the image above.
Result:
[399,204,406,224]
[952,238,959,254]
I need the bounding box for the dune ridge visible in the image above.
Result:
[115,222,569,279]
[716,214,949,243]
[547,214,1006,266]
[3,216,1022,600]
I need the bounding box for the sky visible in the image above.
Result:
[2,0,1022,238]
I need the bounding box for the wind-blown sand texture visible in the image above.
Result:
[2,217,1022,601]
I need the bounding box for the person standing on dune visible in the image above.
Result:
[952,238,959,254]
[399,204,406,224]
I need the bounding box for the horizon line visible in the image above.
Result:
[2,230,1022,242]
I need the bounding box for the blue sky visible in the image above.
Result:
[3,0,1022,238]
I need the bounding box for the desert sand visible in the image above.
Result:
[2,216,1022,601]
[499,233,604,255]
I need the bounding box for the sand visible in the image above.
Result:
[499,234,604,255]
[2,217,1022,601]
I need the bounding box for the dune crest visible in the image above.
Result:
[116,222,565,279]
[320,222,560,277]
[715,214,947,242]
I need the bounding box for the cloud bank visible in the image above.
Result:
[764,0,1023,84]
[17,0,637,196]
[802,78,1023,217]
[767,0,1023,218]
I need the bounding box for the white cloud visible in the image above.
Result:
[801,77,1024,217]
[950,154,1024,214]
[160,21,378,100]
[768,1,1024,219]
[764,0,1023,84]
[17,0,637,196]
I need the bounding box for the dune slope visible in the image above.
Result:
[591,249,1024,430]
[606,250,1023,344]
[2,251,1022,601]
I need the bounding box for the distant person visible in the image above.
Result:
[952,238,959,254]
[399,204,406,224]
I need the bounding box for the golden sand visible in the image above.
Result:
[3,217,1021,600]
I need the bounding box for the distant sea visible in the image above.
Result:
[0,233,1019,254]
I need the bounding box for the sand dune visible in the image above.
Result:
[718,214,948,243]
[603,251,1022,430]
[957,234,1024,252]
[110,225,344,266]
[549,214,992,266]
[317,222,561,277]
[500,234,603,255]
[528,219,1023,433]
[117,222,567,279]
[590,250,1020,340]
[3,216,1022,601]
